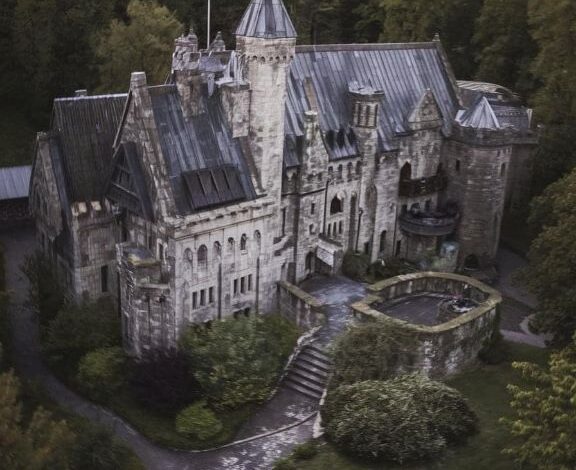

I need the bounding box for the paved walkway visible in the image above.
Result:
[1,228,317,470]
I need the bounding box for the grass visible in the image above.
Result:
[281,342,549,470]
[0,106,36,168]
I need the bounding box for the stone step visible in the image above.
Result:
[297,354,333,373]
[306,343,329,356]
[291,361,331,379]
[284,377,325,398]
[300,347,333,366]
[288,367,328,388]
[283,380,324,400]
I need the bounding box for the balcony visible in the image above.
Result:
[399,173,448,198]
[399,211,458,237]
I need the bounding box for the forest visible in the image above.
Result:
[0,0,575,194]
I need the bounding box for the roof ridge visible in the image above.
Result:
[295,42,437,53]
[54,93,128,102]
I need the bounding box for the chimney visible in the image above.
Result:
[349,82,385,129]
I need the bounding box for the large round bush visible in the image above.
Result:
[175,401,223,441]
[77,347,126,401]
[323,375,477,463]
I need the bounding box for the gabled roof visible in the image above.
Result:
[0,165,32,200]
[456,96,500,130]
[51,94,127,202]
[284,43,459,167]
[148,85,256,215]
[235,0,297,39]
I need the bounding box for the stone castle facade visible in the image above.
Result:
[29,0,537,356]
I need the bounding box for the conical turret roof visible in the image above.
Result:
[235,0,297,39]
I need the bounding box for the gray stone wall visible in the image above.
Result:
[352,272,502,378]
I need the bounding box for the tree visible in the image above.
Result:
[180,315,298,409]
[332,320,417,385]
[527,0,576,190]
[503,335,576,469]
[474,0,536,95]
[0,371,76,469]
[95,0,183,92]
[44,298,121,359]
[175,401,222,441]
[323,375,477,463]
[77,347,126,401]
[524,168,576,345]
[129,351,203,414]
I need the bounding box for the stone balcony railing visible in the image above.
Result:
[399,173,448,198]
[399,211,458,237]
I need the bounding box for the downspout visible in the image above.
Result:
[356,208,364,252]
[323,178,332,234]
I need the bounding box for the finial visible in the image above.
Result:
[188,23,197,40]
[433,33,441,42]
[210,31,226,52]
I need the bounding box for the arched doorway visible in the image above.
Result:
[400,162,412,181]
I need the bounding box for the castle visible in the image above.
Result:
[30,0,537,356]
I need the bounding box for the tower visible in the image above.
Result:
[235,0,297,202]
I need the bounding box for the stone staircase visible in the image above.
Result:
[283,344,333,400]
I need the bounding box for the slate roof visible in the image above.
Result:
[456,97,501,130]
[148,84,256,215]
[0,165,32,200]
[284,43,460,168]
[236,0,297,39]
[51,94,127,202]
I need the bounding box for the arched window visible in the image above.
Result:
[330,195,343,215]
[337,164,343,178]
[347,162,353,176]
[228,237,235,253]
[380,230,387,253]
[240,234,248,251]
[400,162,412,181]
[213,241,222,261]
[305,252,314,271]
[356,161,362,175]
[339,221,343,234]
[500,163,507,177]
[198,245,208,270]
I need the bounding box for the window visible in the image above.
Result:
[281,208,287,236]
[248,275,253,291]
[240,277,246,294]
[339,221,343,234]
[193,292,198,310]
[395,240,402,257]
[500,163,507,177]
[309,224,314,234]
[455,160,461,173]
[311,203,316,215]
[213,241,222,261]
[228,237,235,253]
[198,245,208,270]
[240,234,248,251]
[101,265,109,293]
[200,290,206,306]
[400,162,412,181]
[209,287,214,303]
[380,231,387,253]
[305,252,314,271]
[330,196,343,214]
[425,200,432,212]
[158,243,164,261]
[233,279,238,296]
[327,224,332,236]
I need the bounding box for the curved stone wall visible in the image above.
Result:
[351,272,502,378]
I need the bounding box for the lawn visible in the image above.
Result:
[285,342,549,470]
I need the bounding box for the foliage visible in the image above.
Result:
[331,320,417,385]
[181,314,298,409]
[0,293,10,371]
[95,0,183,92]
[22,252,66,327]
[44,298,122,359]
[322,376,477,464]
[502,335,576,470]
[175,401,223,441]
[0,371,77,469]
[128,350,203,414]
[342,251,370,281]
[77,347,126,401]
[473,0,536,96]
[291,441,320,460]
[523,168,576,345]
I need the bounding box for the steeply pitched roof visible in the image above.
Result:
[236,0,297,39]
[0,165,32,200]
[284,43,459,167]
[456,96,500,130]
[148,85,256,215]
[51,94,127,202]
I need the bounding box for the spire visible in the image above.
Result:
[210,31,226,52]
[235,0,297,39]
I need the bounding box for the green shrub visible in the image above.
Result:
[181,314,298,409]
[323,376,477,464]
[291,441,319,460]
[272,458,297,470]
[22,252,65,327]
[77,347,126,401]
[175,401,223,441]
[342,252,370,281]
[332,320,417,385]
[44,298,121,359]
